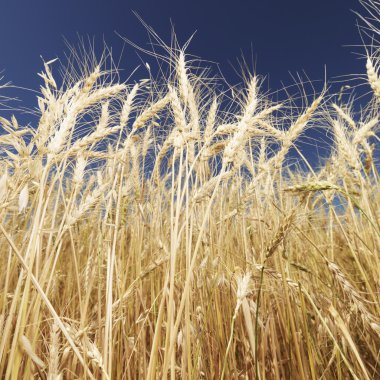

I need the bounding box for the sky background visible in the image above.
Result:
[0,0,372,163]
[0,0,365,96]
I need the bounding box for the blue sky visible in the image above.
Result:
[0,0,363,91]
[0,0,370,164]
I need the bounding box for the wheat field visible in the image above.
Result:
[0,1,380,379]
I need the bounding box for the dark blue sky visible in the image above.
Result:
[0,0,371,165]
[0,0,364,95]
[0,0,370,164]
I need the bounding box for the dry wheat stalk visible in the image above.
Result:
[366,57,380,100]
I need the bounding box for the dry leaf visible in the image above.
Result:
[18,184,29,213]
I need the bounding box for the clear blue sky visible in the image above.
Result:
[0,0,364,92]
[0,0,369,163]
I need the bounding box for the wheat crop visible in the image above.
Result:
[0,1,380,379]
